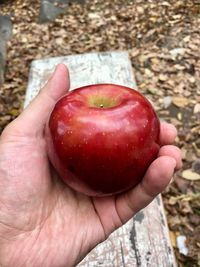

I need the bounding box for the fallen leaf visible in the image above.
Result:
[144,68,153,77]
[189,76,196,84]
[147,87,159,95]
[9,108,19,116]
[136,6,144,14]
[1,1,200,264]
[174,176,189,193]
[169,196,178,205]
[172,97,190,108]
[170,48,185,60]
[189,214,200,226]
[159,74,168,82]
[194,103,200,114]
[169,231,177,248]
[179,201,193,214]
[88,13,101,20]
[168,215,181,228]
[192,143,200,157]
[183,35,190,43]
[182,169,200,181]
[185,150,197,162]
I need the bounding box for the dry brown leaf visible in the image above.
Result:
[172,97,190,108]
[192,143,200,157]
[169,231,177,248]
[1,0,200,265]
[158,74,168,82]
[182,169,200,181]
[194,103,200,114]
[169,196,178,205]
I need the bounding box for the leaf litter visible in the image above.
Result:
[1,0,200,266]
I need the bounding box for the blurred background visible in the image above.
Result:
[0,0,200,266]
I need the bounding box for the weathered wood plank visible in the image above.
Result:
[25,51,177,267]
[24,51,136,107]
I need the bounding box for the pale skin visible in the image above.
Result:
[0,64,182,267]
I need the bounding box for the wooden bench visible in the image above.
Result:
[25,51,177,267]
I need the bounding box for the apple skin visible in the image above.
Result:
[45,84,160,196]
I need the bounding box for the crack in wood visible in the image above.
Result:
[146,217,159,267]
[145,251,152,266]
[130,219,142,266]
[156,196,160,205]
[120,241,126,267]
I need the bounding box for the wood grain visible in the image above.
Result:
[25,51,177,267]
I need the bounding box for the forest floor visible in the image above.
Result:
[1,0,200,266]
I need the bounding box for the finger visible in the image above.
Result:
[15,64,70,136]
[116,156,176,224]
[160,122,177,146]
[158,145,182,170]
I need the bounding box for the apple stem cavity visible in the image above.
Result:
[89,95,118,109]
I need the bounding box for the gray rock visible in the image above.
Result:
[0,15,13,87]
[0,15,13,40]
[38,0,85,23]
[39,0,67,23]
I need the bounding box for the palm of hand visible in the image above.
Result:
[0,65,181,267]
[0,131,112,267]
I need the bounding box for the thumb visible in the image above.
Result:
[13,64,70,136]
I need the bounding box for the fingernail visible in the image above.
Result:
[48,65,59,81]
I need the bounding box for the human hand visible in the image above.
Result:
[0,64,182,267]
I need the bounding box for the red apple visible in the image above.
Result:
[45,84,160,196]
